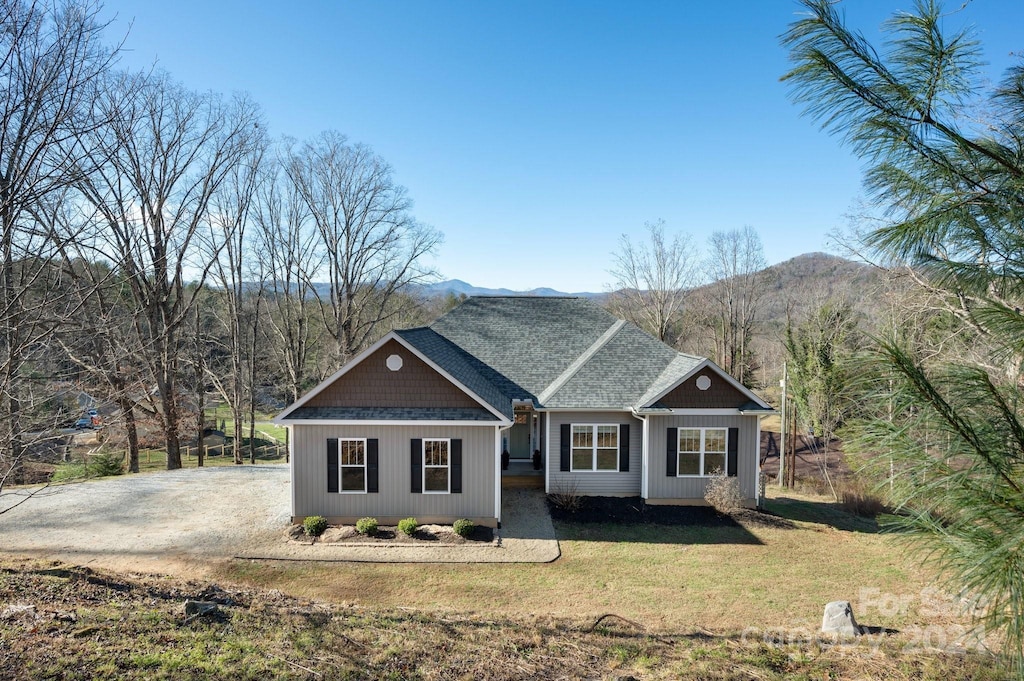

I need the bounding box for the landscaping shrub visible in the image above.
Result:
[548,479,583,513]
[397,517,418,536]
[453,519,474,537]
[303,515,328,537]
[89,452,125,477]
[704,469,743,514]
[50,462,86,483]
[355,517,378,536]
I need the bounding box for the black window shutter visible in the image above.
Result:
[327,439,339,493]
[451,439,462,493]
[619,423,630,472]
[727,427,739,477]
[560,424,571,472]
[666,427,677,477]
[366,439,379,493]
[410,439,422,493]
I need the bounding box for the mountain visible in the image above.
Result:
[414,279,605,299]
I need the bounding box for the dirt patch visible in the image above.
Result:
[547,495,795,529]
[288,523,494,545]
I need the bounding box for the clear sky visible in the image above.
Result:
[99,0,1023,292]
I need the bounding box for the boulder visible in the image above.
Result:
[821,600,861,636]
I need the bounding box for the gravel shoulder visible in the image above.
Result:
[0,468,559,573]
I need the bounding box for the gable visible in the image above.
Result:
[658,369,750,409]
[304,339,483,410]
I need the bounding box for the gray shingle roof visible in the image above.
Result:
[284,407,498,421]
[430,297,622,399]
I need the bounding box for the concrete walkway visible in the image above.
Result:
[237,488,561,564]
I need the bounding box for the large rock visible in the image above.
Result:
[821,600,861,636]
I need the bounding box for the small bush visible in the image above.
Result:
[397,517,418,536]
[838,479,888,518]
[89,452,125,477]
[704,469,744,514]
[355,517,378,536]
[303,515,328,537]
[453,519,474,537]
[548,479,583,513]
[50,462,86,483]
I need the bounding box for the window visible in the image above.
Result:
[423,438,450,493]
[338,438,366,492]
[677,428,727,476]
[570,424,618,471]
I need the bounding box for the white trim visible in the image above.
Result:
[288,425,296,518]
[422,438,451,494]
[755,416,763,507]
[537,320,626,404]
[537,408,633,413]
[641,358,773,411]
[638,413,649,499]
[569,423,621,473]
[544,411,551,493]
[273,331,509,424]
[280,419,512,427]
[675,427,729,477]
[332,437,369,494]
[495,426,506,523]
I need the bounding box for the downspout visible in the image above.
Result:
[496,422,514,526]
[632,409,649,500]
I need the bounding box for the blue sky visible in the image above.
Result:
[100,1,1023,292]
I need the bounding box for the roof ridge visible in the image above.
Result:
[537,319,626,404]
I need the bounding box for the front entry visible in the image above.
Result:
[509,420,531,459]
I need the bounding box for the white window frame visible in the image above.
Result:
[336,437,367,494]
[676,427,728,478]
[569,424,619,473]
[423,438,451,494]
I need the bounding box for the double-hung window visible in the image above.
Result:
[338,438,367,492]
[677,428,727,476]
[571,424,618,471]
[423,438,450,493]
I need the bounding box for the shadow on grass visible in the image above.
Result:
[763,496,880,533]
[550,498,764,545]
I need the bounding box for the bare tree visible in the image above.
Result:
[286,131,441,367]
[607,220,698,344]
[253,149,325,403]
[696,225,773,385]
[74,70,261,470]
[0,0,117,510]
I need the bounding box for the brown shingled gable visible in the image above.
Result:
[659,369,748,409]
[305,339,481,410]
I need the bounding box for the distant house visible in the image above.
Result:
[274,297,774,527]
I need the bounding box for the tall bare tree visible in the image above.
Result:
[286,131,441,367]
[0,0,117,509]
[696,226,772,385]
[607,220,697,344]
[75,70,261,470]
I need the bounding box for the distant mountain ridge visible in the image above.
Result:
[413,279,605,299]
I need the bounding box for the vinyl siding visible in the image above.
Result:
[546,411,642,495]
[646,414,758,502]
[292,424,497,525]
[305,339,481,410]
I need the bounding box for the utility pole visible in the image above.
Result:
[779,362,787,487]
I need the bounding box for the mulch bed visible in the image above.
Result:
[547,495,795,529]
[289,523,494,545]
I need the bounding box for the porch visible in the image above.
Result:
[501,459,544,489]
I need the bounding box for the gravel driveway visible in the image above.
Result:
[0,467,559,572]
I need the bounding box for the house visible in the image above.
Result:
[274,296,775,527]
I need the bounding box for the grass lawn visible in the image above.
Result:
[217,489,969,638]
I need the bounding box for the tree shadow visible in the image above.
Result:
[764,496,880,533]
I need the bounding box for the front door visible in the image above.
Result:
[509,420,531,458]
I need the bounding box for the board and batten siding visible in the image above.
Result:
[292,424,498,526]
[546,412,642,495]
[646,414,758,503]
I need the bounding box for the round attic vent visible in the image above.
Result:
[386,354,403,371]
[695,375,712,391]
